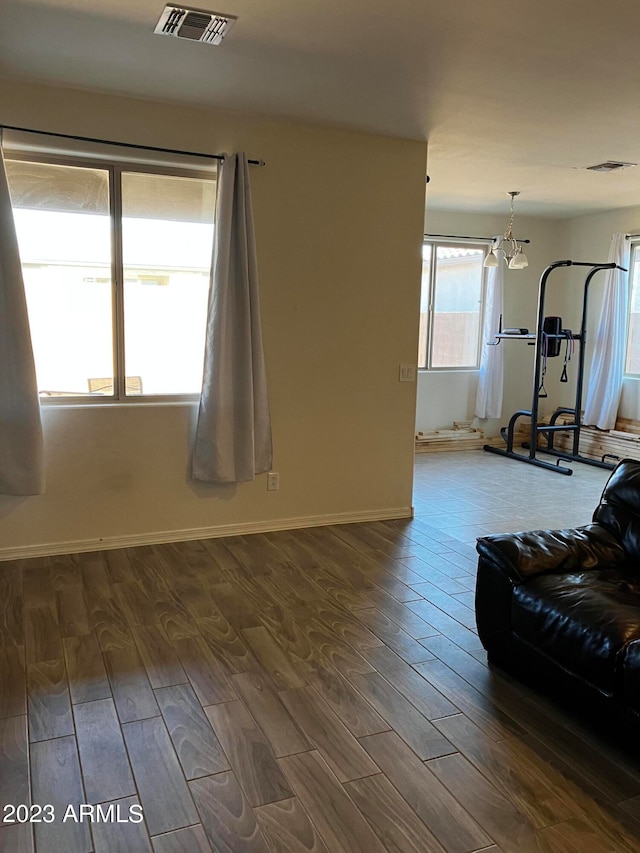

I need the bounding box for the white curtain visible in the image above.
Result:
[475,248,504,419]
[583,233,629,430]
[192,153,272,483]
[0,138,44,495]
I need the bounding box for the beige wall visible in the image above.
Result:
[0,79,427,557]
[418,209,563,436]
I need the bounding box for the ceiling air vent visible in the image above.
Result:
[586,160,637,172]
[154,4,237,45]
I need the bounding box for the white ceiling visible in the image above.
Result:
[3,0,640,218]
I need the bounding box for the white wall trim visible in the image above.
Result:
[0,506,414,562]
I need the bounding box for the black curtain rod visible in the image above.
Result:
[0,124,265,166]
[626,234,640,239]
[424,233,531,244]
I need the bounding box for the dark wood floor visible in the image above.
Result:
[2,460,640,851]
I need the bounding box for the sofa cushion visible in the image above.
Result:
[511,568,640,693]
[593,459,640,562]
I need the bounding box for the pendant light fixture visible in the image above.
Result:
[484,191,529,270]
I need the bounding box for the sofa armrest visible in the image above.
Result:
[475,523,625,584]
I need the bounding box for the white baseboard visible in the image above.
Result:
[0,506,414,562]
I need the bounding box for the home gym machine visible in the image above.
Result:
[483,259,625,475]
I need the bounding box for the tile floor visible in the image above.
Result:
[2,448,635,853]
[413,449,611,542]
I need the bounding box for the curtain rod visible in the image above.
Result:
[424,233,531,244]
[0,124,265,166]
[626,234,640,239]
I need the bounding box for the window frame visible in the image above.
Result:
[419,239,490,372]
[6,149,216,406]
[624,240,640,380]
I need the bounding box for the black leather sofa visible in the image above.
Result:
[475,458,640,730]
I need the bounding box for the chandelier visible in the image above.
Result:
[484,191,529,270]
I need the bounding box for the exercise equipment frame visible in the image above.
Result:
[483,259,624,475]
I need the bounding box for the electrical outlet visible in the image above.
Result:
[267,472,280,491]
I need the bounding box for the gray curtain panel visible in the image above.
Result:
[0,141,44,495]
[192,152,272,483]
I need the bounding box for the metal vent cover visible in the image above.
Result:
[586,160,637,172]
[154,4,237,45]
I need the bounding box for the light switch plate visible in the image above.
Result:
[399,364,417,382]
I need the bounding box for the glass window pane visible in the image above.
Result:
[418,244,431,369]
[6,160,114,397]
[626,247,640,375]
[121,171,215,396]
[431,246,484,368]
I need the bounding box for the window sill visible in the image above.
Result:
[39,396,200,409]
[418,368,480,374]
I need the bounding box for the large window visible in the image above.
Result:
[418,242,487,370]
[626,243,640,376]
[5,154,216,401]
